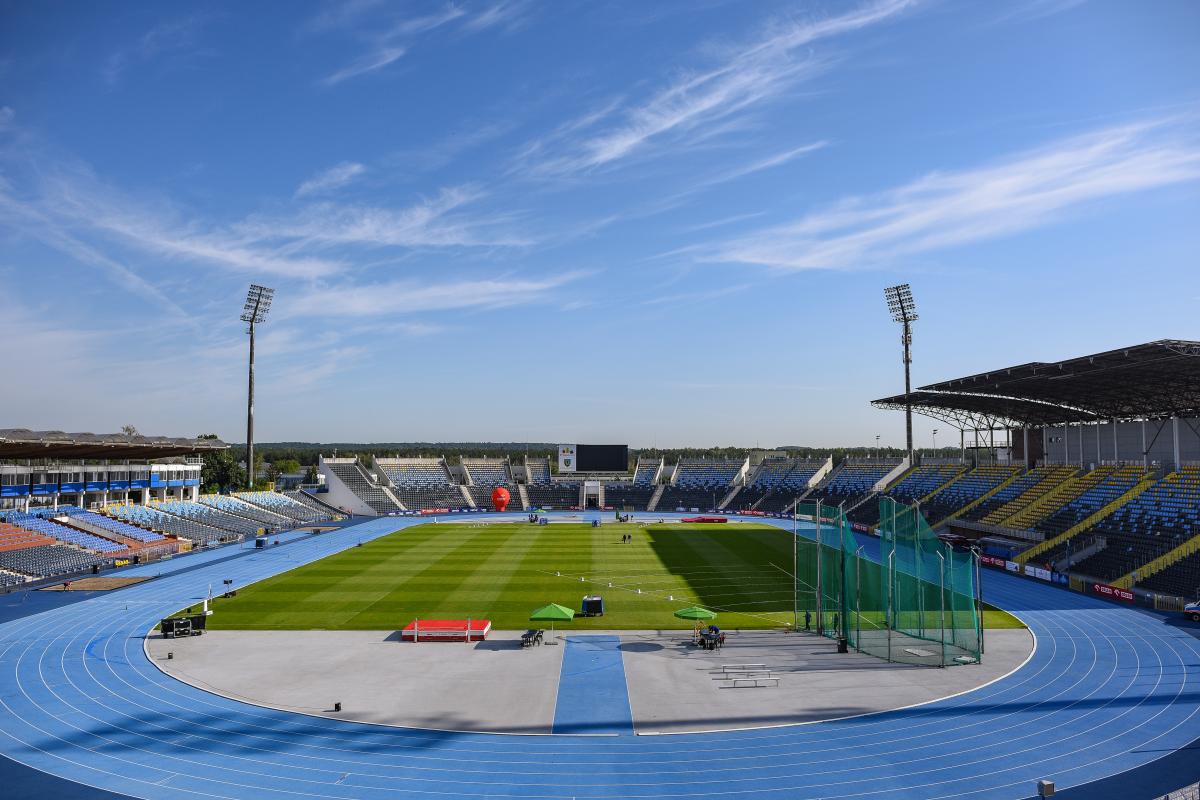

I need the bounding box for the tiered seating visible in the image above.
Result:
[0,520,56,552]
[1031,465,1147,538]
[108,504,230,546]
[811,462,896,511]
[526,459,552,485]
[633,461,660,486]
[657,459,743,511]
[4,511,125,553]
[377,459,468,511]
[960,467,1074,523]
[285,491,340,516]
[467,485,525,510]
[0,544,109,578]
[730,460,794,510]
[1068,532,1171,582]
[1062,468,1200,586]
[917,465,1021,524]
[236,491,332,524]
[1138,550,1200,599]
[1090,468,1200,543]
[58,508,166,543]
[157,500,263,537]
[379,460,452,486]
[463,460,521,510]
[852,465,964,525]
[463,460,511,486]
[0,569,25,588]
[755,462,823,512]
[603,484,654,509]
[524,484,578,509]
[201,494,295,527]
[327,462,401,514]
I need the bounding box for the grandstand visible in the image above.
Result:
[876,339,1200,603]
[849,463,964,525]
[808,460,899,513]
[655,458,746,511]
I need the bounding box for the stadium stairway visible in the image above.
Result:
[460,484,476,508]
[1114,530,1200,589]
[1000,467,1114,531]
[718,485,741,509]
[646,484,665,511]
[980,466,1078,525]
[931,468,1025,527]
[1017,473,1157,566]
[517,484,530,510]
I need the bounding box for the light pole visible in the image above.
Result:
[884,284,919,459]
[241,284,275,490]
[932,428,939,457]
[875,435,880,460]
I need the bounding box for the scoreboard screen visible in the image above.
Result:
[558,444,628,473]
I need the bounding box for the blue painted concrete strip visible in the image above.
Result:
[553,634,634,735]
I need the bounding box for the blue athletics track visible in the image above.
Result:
[0,512,1197,800]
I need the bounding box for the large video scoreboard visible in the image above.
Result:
[557,444,628,473]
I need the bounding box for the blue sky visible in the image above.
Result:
[1,0,1198,447]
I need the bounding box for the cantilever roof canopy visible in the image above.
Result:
[0,429,229,460]
[872,340,1200,429]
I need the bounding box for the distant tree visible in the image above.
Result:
[197,433,246,492]
[273,458,301,475]
[121,424,140,437]
[304,464,320,484]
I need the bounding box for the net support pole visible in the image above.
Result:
[974,547,985,656]
[855,545,864,652]
[938,552,947,667]
[815,503,824,637]
[792,505,798,632]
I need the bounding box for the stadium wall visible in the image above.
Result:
[1041,416,1200,469]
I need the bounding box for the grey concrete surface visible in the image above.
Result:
[148,626,1033,735]
[147,629,565,733]
[621,627,1034,733]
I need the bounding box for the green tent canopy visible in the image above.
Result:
[530,603,576,622]
[530,602,575,643]
[673,606,717,621]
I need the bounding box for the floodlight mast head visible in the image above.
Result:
[883,283,918,460]
[241,284,274,490]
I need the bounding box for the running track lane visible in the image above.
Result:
[0,513,1195,799]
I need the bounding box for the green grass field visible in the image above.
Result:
[203,522,1024,631]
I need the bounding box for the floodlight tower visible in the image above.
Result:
[884,284,918,459]
[241,284,275,490]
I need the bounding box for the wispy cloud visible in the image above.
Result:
[295,161,367,198]
[994,0,1087,24]
[317,3,531,86]
[706,119,1200,271]
[0,106,14,131]
[243,185,534,250]
[320,46,406,86]
[287,271,588,317]
[461,1,534,34]
[104,15,211,86]
[641,282,752,307]
[519,0,911,176]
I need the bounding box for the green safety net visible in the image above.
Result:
[790,496,982,667]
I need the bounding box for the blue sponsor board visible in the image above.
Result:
[85,481,109,492]
[31,483,57,495]
[0,485,30,497]
[109,480,131,490]
[167,479,186,487]
[59,482,84,493]
[184,479,200,487]
[129,479,149,489]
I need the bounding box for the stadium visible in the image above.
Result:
[0,333,1197,800]
[3,4,1199,800]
